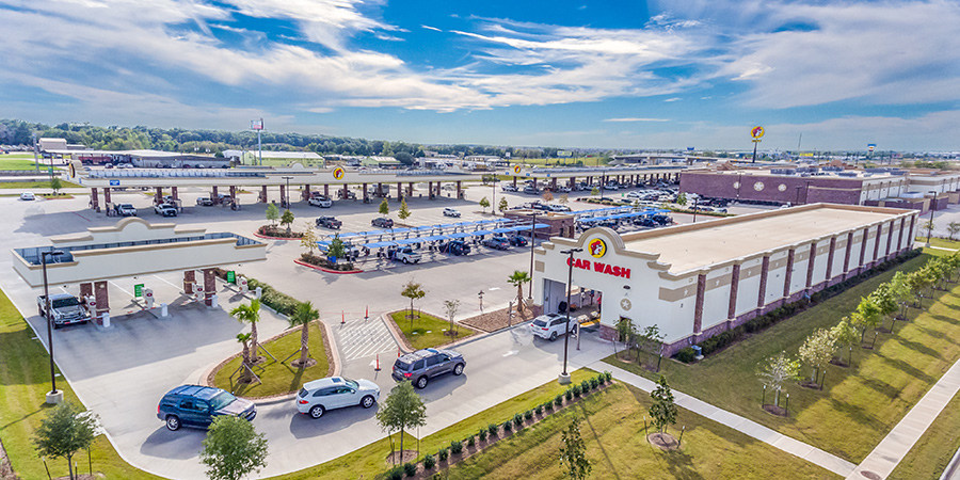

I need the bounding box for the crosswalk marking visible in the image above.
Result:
[335,317,398,361]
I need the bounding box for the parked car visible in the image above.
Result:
[392,348,466,389]
[442,207,461,218]
[554,186,571,193]
[337,189,357,200]
[547,204,572,212]
[114,203,137,216]
[154,203,178,217]
[371,217,394,228]
[529,313,578,341]
[390,246,422,264]
[157,385,256,431]
[19,192,35,201]
[296,377,380,419]
[196,197,214,206]
[604,183,620,191]
[441,239,471,256]
[37,293,90,329]
[308,195,333,208]
[315,216,342,229]
[482,236,510,250]
[522,186,539,195]
[501,184,518,192]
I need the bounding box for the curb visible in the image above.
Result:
[253,231,304,241]
[294,259,364,274]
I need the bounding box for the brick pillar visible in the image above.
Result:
[104,187,112,205]
[362,183,369,203]
[758,255,770,307]
[873,223,882,263]
[79,282,93,301]
[843,231,854,278]
[428,182,433,199]
[551,178,557,191]
[513,176,518,187]
[212,186,219,205]
[885,220,894,257]
[826,236,837,283]
[456,181,462,199]
[230,186,237,203]
[203,269,216,307]
[727,263,741,320]
[302,184,310,200]
[155,187,163,205]
[407,182,414,196]
[693,272,706,335]
[907,215,915,247]
[342,183,349,200]
[783,248,795,298]
[183,270,195,295]
[91,188,99,210]
[324,184,330,197]
[278,185,285,206]
[858,227,869,272]
[260,185,268,203]
[377,183,383,198]
[94,281,109,324]
[398,182,404,201]
[805,243,817,289]
[171,186,179,201]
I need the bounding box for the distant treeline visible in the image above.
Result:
[0,119,580,160]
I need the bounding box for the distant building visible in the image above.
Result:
[222,150,324,166]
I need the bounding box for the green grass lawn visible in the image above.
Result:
[0,180,81,190]
[604,252,960,463]
[888,391,960,480]
[917,236,960,250]
[212,322,330,397]
[0,157,44,170]
[0,288,160,479]
[448,382,837,480]
[389,310,478,350]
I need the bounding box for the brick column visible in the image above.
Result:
[907,215,916,250]
[183,270,195,295]
[212,186,219,205]
[428,181,433,199]
[79,282,93,301]
[897,217,906,252]
[825,236,837,283]
[302,184,310,200]
[342,183,349,200]
[551,178,558,191]
[362,183,369,203]
[456,181,462,200]
[513,176,518,187]
[727,263,741,320]
[843,231,854,278]
[230,185,238,202]
[94,280,109,324]
[398,182,404,201]
[203,269,216,307]
[260,185,268,203]
[693,272,706,335]
[885,220,894,257]
[154,187,163,205]
[278,185,285,206]
[91,188,99,210]
[873,223,882,263]
[783,248,796,299]
[858,227,869,272]
[758,254,771,308]
[171,186,179,202]
[805,242,817,289]
[103,187,112,205]
[323,184,330,197]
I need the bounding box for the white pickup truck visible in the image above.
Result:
[37,293,90,329]
[390,246,422,264]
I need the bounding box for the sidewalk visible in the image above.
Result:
[846,358,960,480]
[597,363,857,477]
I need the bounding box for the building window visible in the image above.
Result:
[778,184,787,192]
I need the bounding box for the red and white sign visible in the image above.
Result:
[567,257,631,279]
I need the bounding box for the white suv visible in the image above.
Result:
[529,313,578,341]
[308,195,333,208]
[296,377,380,419]
[443,207,461,218]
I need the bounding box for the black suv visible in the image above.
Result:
[371,217,394,228]
[316,216,342,229]
[157,385,256,431]
[392,348,466,389]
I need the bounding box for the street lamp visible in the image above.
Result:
[282,176,294,208]
[528,211,539,299]
[926,191,937,247]
[41,249,65,404]
[559,247,583,385]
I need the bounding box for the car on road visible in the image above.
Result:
[196,197,214,206]
[442,207,461,218]
[37,293,90,329]
[114,203,137,216]
[529,313,578,341]
[19,192,35,201]
[440,239,471,256]
[392,348,466,389]
[501,184,518,192]
[296,377,380,419]
[371,217,394,228]
[315,216,342,229]
[157,385,256,431]
[508,234,529,247]
[482,236,510,250]
[390,246,422,264]
[522,186,539,195]
[308,195,333,208]
[154,203,178,217]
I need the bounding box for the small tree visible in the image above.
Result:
[300,224,318,256]
[923,219,935,242]
[676,192,687,206]
[379,198,390,216]
[50,177,62,195]
[235,332,253,383]
[854,296,882,342]
[200,415,268,480]
[830,318,859,366]
[401,280,426,323]
[559,415,592,480]
[590,186,599,196]
[905,270,930,308]
[889,271,912,320]
[443,299,461,337]
[265,203,280,226]
[559,194,569,205]
[948,221,960,241]
[615,317,635,355]
[398,199,411,222]
[288,301,319,368]
[542,191,554,203]
[326,233,347,263]
[870,283,899,331]
[798,328,836,388]
[280,209,295,235]
[507,270,531,315]
[637,324,665,369]
[230,299,262,363]
[649,375,677,434]
[479,197,490,213]
[376,381,427,464]
[757,351,800,407]
[34,402,98,480]
[498,197,509,213]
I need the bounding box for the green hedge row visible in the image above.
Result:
[211,268,300,317]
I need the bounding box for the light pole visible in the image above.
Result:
[478,290,484,312]
[282,176,294,208]
[926,191,936,247]
[528,211,539,299]
[41,250,65,404]
[559,248,582,385]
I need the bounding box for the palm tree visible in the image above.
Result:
[236,332,253,383]
[230,299,262,363]
[288,301,319,368]
[508,270,531,316]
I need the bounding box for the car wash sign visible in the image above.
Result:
[566,238,631,279]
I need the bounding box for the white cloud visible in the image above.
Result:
[664,97,682,102]
[603,118,669,122]
[421,24,443,32]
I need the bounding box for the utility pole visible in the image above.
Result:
[528,211,538,299]
[559,247,582,385]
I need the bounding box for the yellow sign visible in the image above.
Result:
[751,126,765,139]
[332,167,345,180]
[513,165,522,174]
[588,238,607,258]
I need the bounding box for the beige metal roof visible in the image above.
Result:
[622,205,905,273]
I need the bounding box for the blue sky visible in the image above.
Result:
[1,0,959,150]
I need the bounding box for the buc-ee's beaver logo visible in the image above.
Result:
[513,165,522,174]
[332,167,345,180]
[588,238,606,258]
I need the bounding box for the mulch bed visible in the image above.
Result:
[460,304,542,333]
[256,225,304,239]
[763,404,788,417]
[647,432,679,450]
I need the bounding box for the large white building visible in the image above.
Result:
[533,204,919,355]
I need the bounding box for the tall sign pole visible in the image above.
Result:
[251,118,264,166]
[750,126,765,163]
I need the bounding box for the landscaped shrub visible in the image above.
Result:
[422,454,436,470]
[450,440,463,455]
[603,371,612,382]
[580,379,591,392]
[545,401,555,411]
[564,389,573,401]
[239,276,300,316]
[524,410,533,421]
[503,420,513,432]
[467,435,476,447]
[478,428,488,441]
[387,466,403,480]
[596,373,606,385]
[555,394,564,406]
[572,385,582,397]
[535,404,543,415]
[513,413,524,427]
[487,423,499,437]
[675,347,697,363]
[438,447,449,461]
[403,462,417,477]
[590,378,599,389]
